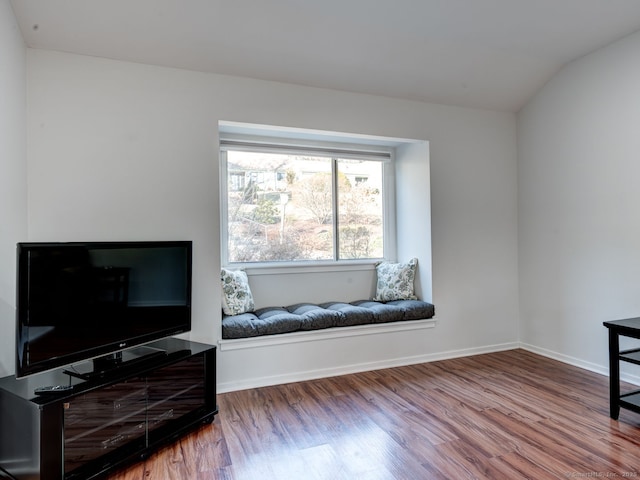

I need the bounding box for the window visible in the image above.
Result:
[220,133,393,266]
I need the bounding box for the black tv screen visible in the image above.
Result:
[16,241,192,378]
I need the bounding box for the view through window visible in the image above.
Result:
[223,148,386,264]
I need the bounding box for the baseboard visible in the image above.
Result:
[519,342,640,386]
[518,343,609,376]
[218,341,640,393]
[216,341,519,393]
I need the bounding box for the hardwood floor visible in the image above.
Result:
[108,349,640,479]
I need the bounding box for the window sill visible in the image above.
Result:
[218,317,437,351]
[227,260,380,277]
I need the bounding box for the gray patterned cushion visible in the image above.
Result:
[221,307,302,339]
[321,302,376,327]
[287,303,340,330]
[221,299,435,339]
[220,268,255,316]
[373,258,418,302]
[221,311,261,338]
[350,300,405,323]
[387,299,436,320]
[253,307,303,336]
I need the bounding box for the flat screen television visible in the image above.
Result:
[15,241,192,378]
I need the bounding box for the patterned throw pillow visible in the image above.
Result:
[221,268,255,316]
[373,258,418,302]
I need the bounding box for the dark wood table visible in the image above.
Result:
[603,317,640,419]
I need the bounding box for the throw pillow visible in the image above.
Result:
[373,258,418,302]
[221,268,255,316]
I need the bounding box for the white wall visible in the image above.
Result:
[396,141,432,301]
[0,1,26,377]
[25,49,518,390]
[518,30,640,377]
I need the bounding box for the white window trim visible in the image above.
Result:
[219,128,398,269]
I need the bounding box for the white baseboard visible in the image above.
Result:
[218,341,640,393]
[216,341,519,393]
[519,342,640,386]
[518,343,609,376]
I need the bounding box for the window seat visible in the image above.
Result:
[221,299,435,340]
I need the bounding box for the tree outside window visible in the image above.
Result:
[225,149,384,264]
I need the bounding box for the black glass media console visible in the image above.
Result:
[0,338,217,480]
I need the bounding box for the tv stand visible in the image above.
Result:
[63,345,168,381]
[0,338,217,480]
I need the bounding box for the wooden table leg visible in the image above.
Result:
[609,329,620,420]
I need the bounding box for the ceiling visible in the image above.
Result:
[10,0,640,112]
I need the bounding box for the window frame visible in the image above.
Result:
[220,133,397,271]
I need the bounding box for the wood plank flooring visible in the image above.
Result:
[107,349,640,479]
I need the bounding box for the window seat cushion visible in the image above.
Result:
[222,299,435,339]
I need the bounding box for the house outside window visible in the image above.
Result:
[220,136,393,266]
